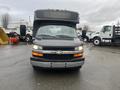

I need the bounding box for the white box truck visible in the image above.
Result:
[91,25,120,46]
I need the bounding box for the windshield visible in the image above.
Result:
[36,25,77,39]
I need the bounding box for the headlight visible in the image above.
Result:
[33,45,42,50]
[75,46,83,51]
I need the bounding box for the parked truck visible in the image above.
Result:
[19,25,32,42]
[77,30,93,42]
[5,25,32,42]
[91,25,120,46]
[30,9,85,70]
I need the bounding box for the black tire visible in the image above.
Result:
[25,35,32,42]
[70,66,82,71]
[32,66,39,71]
[93,38,101,46]
[84,37,89,42]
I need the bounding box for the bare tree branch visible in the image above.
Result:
[83,25,89,31]
[1,13,10,29]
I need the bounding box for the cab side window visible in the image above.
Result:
[102,26,111,33]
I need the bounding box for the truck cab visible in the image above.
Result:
[92,25,120,46]
[30,9,85,70]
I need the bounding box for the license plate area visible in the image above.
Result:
[51,62,65,68]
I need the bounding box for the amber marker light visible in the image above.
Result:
[32,51,43,57]
[74,53,83,57]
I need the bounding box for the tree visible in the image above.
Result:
[83,25,89,31]
[1,13,10,29]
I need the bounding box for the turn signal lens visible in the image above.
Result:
[32,52,43,57]
[74,53,83,57]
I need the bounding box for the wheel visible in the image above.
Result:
[84,37,89,42]
[32,66,39,70]
[70,66,82,71]
[93,38,101,46]
[25,35,32,42]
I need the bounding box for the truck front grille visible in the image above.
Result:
[43,54,74,61]
[43,47,74,51]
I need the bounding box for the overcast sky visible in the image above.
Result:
[0,0,120,29]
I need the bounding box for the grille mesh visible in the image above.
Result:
[43,47,74,51]
[44,54,73,60]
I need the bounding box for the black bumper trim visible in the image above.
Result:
[30,56,85,62]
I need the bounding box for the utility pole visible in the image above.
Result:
[28,16,32,27]
[117,20,120,26]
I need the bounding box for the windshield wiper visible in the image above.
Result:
[36,34,56,39]
[55,35,75,38]
[36,34,76,39]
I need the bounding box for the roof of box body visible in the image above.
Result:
[34,9,79,24]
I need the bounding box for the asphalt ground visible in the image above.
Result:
[0,43,120,90]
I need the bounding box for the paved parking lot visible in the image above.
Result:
[0,43,120,90]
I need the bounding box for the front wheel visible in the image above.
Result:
[70,66,82,71]
[25,35,32,42]
[32,66,40,71]
[93,38,101,46]
[84,37,89,42]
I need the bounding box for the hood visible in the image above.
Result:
[34,38,82,47]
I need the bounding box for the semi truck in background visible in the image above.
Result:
[91,25,120,46]
[6,25,33,42]
[19,25,32,42]
[76,29,93,42]
[30,9,85,70]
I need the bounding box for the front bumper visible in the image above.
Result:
[30,57,85,68]
[32,50,83,54]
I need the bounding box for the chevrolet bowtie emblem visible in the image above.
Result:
[56,51,63,54]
